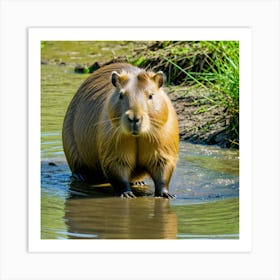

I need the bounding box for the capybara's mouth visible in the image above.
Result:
[131,131,140,137]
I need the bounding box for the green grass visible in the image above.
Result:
[129,41,239,147]
[170,41,239,146]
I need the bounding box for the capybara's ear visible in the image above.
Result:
[152,71,166,88]
[111,71,120,87]
[111,71,128,88]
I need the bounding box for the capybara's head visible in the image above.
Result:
[107,69,169,137]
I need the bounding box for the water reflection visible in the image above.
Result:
[64,196,177,239]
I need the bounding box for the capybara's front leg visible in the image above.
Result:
[155,183,176,199]
[105,167,136,198]
[151,165,176,199]
[112,178,136,198]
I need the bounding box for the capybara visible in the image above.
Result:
[62,63,179,198]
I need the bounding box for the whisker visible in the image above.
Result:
[145,127,160,145]
[115,126,122,147]
[149,119,165,128]
[90,116,121,127]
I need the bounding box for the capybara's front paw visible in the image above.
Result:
[161,191,176,199]
[155,188,176,199]
[120,191,136,198]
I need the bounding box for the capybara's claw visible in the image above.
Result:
[120,191,136,198]
[130,181,145,186]
[162,192,176,199]
[155,190,176,199]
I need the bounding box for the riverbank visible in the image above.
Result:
[169,87,235,148]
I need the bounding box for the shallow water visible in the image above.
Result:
[40,43,239,239]
[41,142,239,239]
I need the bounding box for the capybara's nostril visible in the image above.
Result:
[126,112,140,124]
[127,115,134,123]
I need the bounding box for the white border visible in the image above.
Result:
[28,27,252,253]
[1,0,279,279]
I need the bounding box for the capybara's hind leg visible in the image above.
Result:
[70,166,93,183]
[70,172,86,183]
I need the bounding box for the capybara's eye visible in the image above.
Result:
[148,93,153,100]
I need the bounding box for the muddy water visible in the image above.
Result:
[41,43,239,239]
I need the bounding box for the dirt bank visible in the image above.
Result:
[168,87,236,148]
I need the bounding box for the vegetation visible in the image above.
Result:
[127,41,239,147]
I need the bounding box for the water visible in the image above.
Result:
[41,144,239,239]
[41,44,239,239]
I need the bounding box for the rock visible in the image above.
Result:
[74,65,86,73]
[74,62,100,74]
[88,62,101,73]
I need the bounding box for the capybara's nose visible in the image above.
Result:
[126,111,142,132]
[127,115,140,124]
[126,111,141,125]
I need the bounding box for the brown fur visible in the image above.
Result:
[62,63,179,198]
